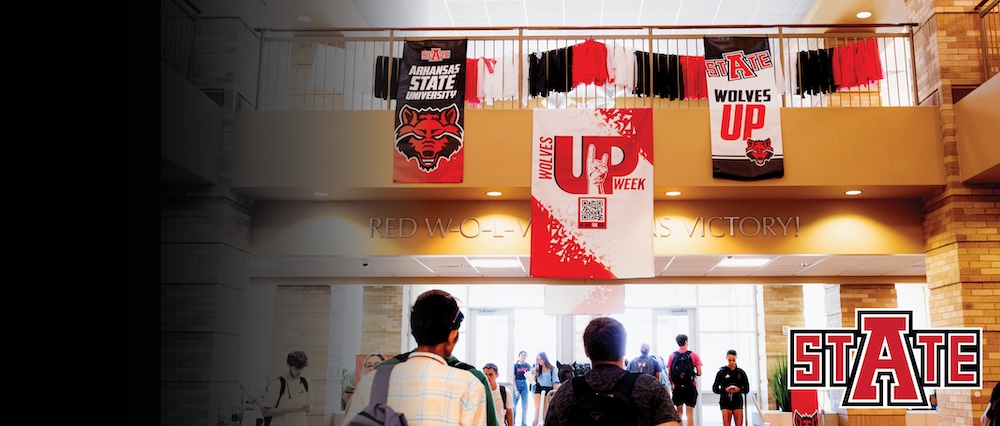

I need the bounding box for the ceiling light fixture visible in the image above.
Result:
[486,191,503,197]
[313,191,329,197]
[716,257,771,267]
[468,258,521,268]
[297,15,313,22]
[845,189,863,196]
[856,11,872,19]
[665,191,682,197]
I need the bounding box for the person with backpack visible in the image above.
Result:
[344,289,487,426]
[261,351,312,426]
[711,349,750,426]
[666,334,703,426]
[483,363,514,426]
[543,317,680,426]
[628,343,663,381]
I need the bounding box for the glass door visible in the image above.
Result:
[655,308,710,425]
[469,308,515,377]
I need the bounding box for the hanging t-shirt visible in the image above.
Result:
[572,39,610,87]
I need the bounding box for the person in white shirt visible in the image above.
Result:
[483,363,514,426]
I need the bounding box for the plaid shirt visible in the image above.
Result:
[346,351,488,426]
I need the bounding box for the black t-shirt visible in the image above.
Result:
[514,361,532,381]
[543,364,681,426]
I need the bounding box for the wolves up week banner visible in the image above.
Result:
[704,37,784,180]
[530,109,654,279]
[393,39,467,183]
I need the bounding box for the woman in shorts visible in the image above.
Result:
[712,349,750,426]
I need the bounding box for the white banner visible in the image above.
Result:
[704,36,784,180]
[544,285,625,315]
[530,109,654,279]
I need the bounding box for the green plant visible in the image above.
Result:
[769,354,791,412]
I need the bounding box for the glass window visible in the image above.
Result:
[698,284,755,306]
[469,284,545,308]
[625,284,696,307]
[699,306,755,332]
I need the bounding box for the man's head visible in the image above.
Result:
[482,363,499,387]
[583,317,627,363]
[411,289,464,354]
[640,343,651,356]
[518,350,527,362]
[286,350,308,378]
[676,334,689,348]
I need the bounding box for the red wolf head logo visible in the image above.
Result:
[745,138,774,167]
[394,104,464,172]
[793,410,818,426]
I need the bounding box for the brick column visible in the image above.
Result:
[829,284,907,425]
[361,286,405,354]
[159,1,263,424]
[762,285,804,410]
[905,0,1000,423]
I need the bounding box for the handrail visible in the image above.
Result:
[748,392,770,426]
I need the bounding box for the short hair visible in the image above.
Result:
[410,290,464,345]
[287,351,308,369]
[483,363,499,374]
[583,317,627,362]
[727,349,737,357]
[676,334,688,347]
[519,350,528,357]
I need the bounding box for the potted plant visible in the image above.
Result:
[769,354,791,412]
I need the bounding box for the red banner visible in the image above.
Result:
[393,39,467,183]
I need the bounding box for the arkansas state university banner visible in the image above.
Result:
[704,37,784,180]
[530,109,654,279]
[393,39,467,183]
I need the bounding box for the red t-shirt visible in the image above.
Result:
[667,348,703,386]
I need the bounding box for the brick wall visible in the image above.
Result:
[361,286,405,354]
[762,285,804,410]
[906,0,998,421]
[268,285,332,426]
[923,188,1000,425]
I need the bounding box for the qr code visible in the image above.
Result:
[579,198,607,229]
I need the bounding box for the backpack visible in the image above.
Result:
[346,363,408,426]
[262,376,309,426]
[669,351,696,389]
[628,355,657,376]
[567,373,639,425]
[498,385,508,423]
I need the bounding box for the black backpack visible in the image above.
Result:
[567,373,639,425]
[498,385,508,423]
[261,376,309,426]
[669,351,696,389]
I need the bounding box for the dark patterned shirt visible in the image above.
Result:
[543,364,681,426]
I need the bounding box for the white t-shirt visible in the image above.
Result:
[490,384,513,425]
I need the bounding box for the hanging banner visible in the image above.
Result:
[393,39,467,183]
[704,37,784,180]
[530,109,654,279]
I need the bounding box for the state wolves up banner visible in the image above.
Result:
[704,37,784,180]
[393,39,467,183]
[531,109,654,279]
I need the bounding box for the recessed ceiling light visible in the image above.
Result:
[313,191,329,197]
[297,15,313,22]
[856,11,872,19]
[468,258,521,268]
[665,191,682,197]
[486,191,503,197]
[716,257,771,267]
[845,189,863,196]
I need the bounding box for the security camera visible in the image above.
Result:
[362,261,370,268]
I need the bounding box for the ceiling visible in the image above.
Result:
[260,0,908,31]
[242,0,922,281]
[249,253,928,280]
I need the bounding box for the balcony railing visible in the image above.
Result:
[252,24,918,111]
[979,0,1000,80]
